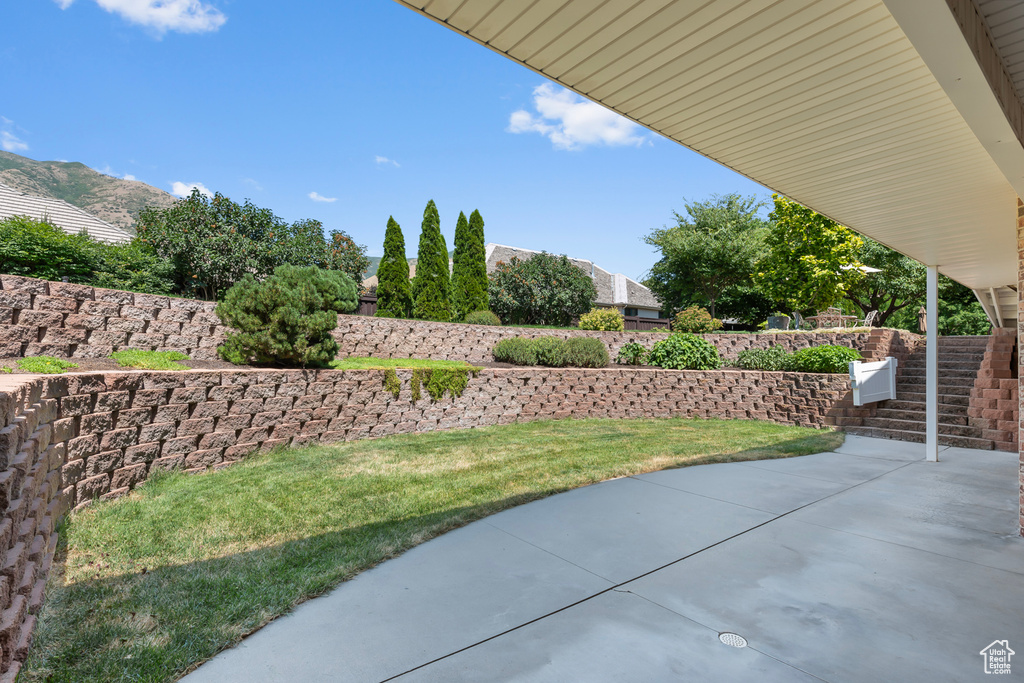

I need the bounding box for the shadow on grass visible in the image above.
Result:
[22,429,842,682]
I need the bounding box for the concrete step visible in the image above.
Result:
[843,426,995,451]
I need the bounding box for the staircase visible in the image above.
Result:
[846,336,996,450]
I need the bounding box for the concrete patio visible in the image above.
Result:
[183,434,1024,682]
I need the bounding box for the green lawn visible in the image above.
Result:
[24,418,843,682]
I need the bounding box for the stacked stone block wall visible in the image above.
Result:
[969,328,1018,452]
[1017,196,1024,535]
[0,275,229,361]
[0,364,859,675]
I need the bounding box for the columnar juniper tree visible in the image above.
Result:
[375,216,412,317]
[412,200,452,321]
[451,210,488,320]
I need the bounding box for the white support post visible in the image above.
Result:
[926,265,939,462]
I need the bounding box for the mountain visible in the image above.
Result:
[362,251,455,279]
[0,151,177,232]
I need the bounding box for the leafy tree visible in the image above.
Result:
[216,265,358,367]
[843,237,926,326]
[755,195,864,312]
[0,215,99,282]
[488,252,596,326]
[92,240,177,295]
[376,216,412,318]
[326,229,371,285]
[411,200,452,321]
[643,194,768,319]
[451,209,488,320]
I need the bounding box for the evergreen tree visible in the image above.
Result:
[465,209,489,314]
[412,200,452,321]
[375,216,412,318]
[450,211,471,320]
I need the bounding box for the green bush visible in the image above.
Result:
[488,252,596,326]
[786,345,862,373]
[464,310,501,326]
[647,334,721,370]
[672,306,723,333]
[92,240,177,295]
[735,345,790,371]
[615,342,648,366]
[565,337,609,368]
[492,337,538,366]
[578,307,624,332]
[216,265,358,367]
[532,336,568,367]
[0,216,99,283]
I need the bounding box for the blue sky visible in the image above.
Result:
[2,0,770,280]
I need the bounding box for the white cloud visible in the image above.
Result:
[123,174,137,181]
[171,181,213,198]
[308,191,337,203]
[54,0,226,35]
[0,131,28,153]
[374,155,400,167]
[508,83,645,151]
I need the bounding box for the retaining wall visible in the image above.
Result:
[0,364,860,678]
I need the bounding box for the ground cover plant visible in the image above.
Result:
[15,356,78,374]
[109,350,191,370]
[23,418,843,682]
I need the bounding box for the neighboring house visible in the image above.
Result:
[0,182,133,244]
[485,243,663,318]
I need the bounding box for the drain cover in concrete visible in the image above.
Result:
[719,632,748,648]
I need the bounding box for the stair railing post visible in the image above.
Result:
[926,265,939,462]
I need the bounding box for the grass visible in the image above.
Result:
[24,418,842,682]
[328,356,476,370]
[110,350,192,371]
[16,356,78,374]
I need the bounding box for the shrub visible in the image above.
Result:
[579,307,624,332]
[672,306,723,333]
[488,252,596,326]
[565,337,609,368]
[216,265,358,367]
[0,216,99,283]
[464,310,501,326]
[647,334,721,370]
[92,240,177,295]
[493,337,538,366]
[533,336,568,367]
[787,345,862,373]
[735,345,790,371]
[615,342,648,366]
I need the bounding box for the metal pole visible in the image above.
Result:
[926,265,938,462]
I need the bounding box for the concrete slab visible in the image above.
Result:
[626,517,1024,683]
[181,521,612,683]
[484,476,775,583]
[396,589,820,683]
[834,433,938,460]
[736,450,908,485]
[633,461,849,514]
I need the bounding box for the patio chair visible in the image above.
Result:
[858,310,879,327]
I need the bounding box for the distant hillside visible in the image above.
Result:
[0,151,176,232]
[363,251,454,279]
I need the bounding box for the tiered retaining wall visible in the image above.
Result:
[0,364,861,679]
[969,328,1018,452]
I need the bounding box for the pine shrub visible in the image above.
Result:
[647,334,721,370]
[578,307,625,332]
[564,337,609,368]
[376,216,412,318]
[672,306,723,333]
[465,310,501,326]
[412,200,452,321]
[216,265,358,367]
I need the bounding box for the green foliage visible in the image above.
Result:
[843,237,925,326]
[564,337,610,368]
[735,345,789,371]
[325,230,371,285]
[0,366,10,374]
[643,194,768,319]
[16,356,78,374]
[532,337,569,367]
[411,200,452,321]
[488,252,596,326]
[578,307,624,332]
[464,310,501,326]
[615,342,648,366]
[647,334,721,370]
[376,216,412,318]
[216,265,358,367]
[383,368,401,399]
[672,305,723,333]
[0,215,99,282]
[755,195,864,311]
[450,210,488,320]
[787,345,862,373]
[110,350,190,370]
[492,337,538,366]
[408,366,478,402]
[92,239,177,295]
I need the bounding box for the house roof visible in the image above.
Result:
[0,182,132,244]
[485,243,661,310]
